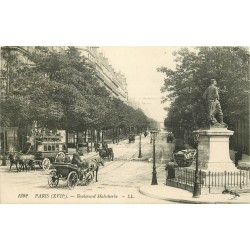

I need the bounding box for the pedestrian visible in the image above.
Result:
[103,142,108,149]
[170,132,175,143]
[165,159,178,179]
[167,133,170,143]
[235,148,243,167]
[94,141,99,152]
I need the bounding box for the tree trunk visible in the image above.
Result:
[112,127,115,144]
[101,130,104,144]
[90,129,93,152]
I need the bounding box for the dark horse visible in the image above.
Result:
[9,151,36,172]
[98,148,114,161]
[9,153,20,172]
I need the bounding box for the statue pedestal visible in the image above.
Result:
[195,128,237,172]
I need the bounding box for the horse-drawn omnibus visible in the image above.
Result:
[9,135,67,171]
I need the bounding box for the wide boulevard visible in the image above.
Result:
[0,133,175,204]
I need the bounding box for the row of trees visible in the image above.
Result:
[1,47,157,143]
[158,46,250,148]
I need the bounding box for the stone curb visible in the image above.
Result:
[139,186,250,204]
[139,187,209,204]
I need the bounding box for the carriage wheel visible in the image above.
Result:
[67,171,78,190]
[55,152,65,162]
[85,172,94,186]
[42,158,51,171]
[48,170,59,188]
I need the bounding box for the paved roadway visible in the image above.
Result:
[0,133,176,204]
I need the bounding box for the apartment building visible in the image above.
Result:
[78,46,128,102]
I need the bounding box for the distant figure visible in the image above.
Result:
[94,141,100,152]
[202,79,226,126]
[144,131,148,137]
[165,159,178,179]
[167,132,174,143]
[64,153,71,163]
[56,154,64,163]
[235,148,243,167]
[102,142,108,152]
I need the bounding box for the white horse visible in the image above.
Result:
[79,158,104,184]
[88,158,104,182]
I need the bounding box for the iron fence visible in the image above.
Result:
[167,168,250,193]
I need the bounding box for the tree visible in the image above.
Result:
[158,46,250,138]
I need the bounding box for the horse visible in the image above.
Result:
[15,152,36,171]
[8,152,20,172]
[78,158,104,184]
[88,158,104,182]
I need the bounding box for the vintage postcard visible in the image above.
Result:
[0,46,249,204]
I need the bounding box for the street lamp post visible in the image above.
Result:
[193,133,201,198]
[1,128,7,166]
[151,130,158,185]
[138,132,142,158]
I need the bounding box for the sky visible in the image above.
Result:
[102,47,180,123]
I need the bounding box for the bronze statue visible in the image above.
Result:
[202,79,227,127]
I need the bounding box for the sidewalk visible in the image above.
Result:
[139,185,250,204]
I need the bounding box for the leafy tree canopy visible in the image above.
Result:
[158,47,250,133]
[1,46,156,133]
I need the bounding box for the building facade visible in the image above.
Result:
[78,47,128,102]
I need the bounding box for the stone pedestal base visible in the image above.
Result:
[195,128,237,172]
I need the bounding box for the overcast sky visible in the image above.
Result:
[102,47,181,123]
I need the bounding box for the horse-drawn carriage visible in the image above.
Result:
[48,158,103,189]
[9,135,67,171]
[128,134,135,143]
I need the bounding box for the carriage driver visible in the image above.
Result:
[102,142,108,152]
[72,150,89,170]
